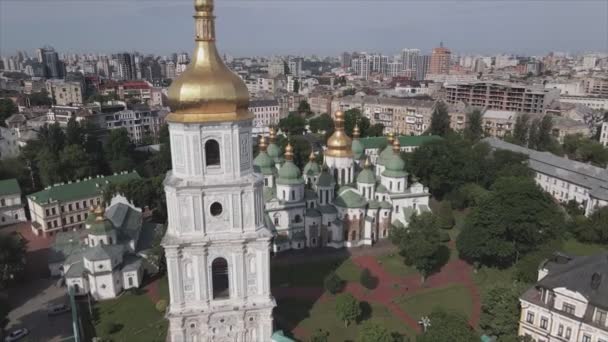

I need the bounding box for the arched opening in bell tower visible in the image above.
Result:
[212,257,229,299]
[205,139,221,167]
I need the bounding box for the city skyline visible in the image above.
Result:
[1,0,607,57]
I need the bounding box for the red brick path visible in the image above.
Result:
[273,252,482,338]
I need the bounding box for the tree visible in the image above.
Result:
[36,148,63,187]
[308,114,334,135]
[297,100,312,115]
[335,293,361,327]
[358,322,396,342]
[293,79,300,93]
[457,177,565,267]
[480,283,527,341]
[309,329,329,342]
[278,113,307,136]
[323,272,343,294]
[38,122,66,155]
[417,310,479,342]
[0,98,17,126]
[66,116,85,146]
[367,123,385,137]
[393,212,444,281]
[344,108,370,137]
[60,145,94,181]
[437,201,455,230]
[572,206,608,244]
[359,268,377,290]
[104,128,135,172]
[428,101,451,136]
[0,234,26,290]
[514,239,563,283]
[27,90,53,106]
[563,134,608,167]
[0,298,10,335]
[536,115,555,151]
[510,114,530,146]
[464,109,483,142]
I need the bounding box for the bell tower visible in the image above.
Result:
[162,0,275,341]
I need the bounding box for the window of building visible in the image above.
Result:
[210,202,223,217]
[75,202,80,210]
[526,311,535,324]
[594,308,607,326]
[557,324,563,336]
[212,258,229,299]
[0,199,4,207]
[294,215,302,223]
[51,208,56,215]
[582,335,591,342]
[68,204,73,211]
[540,316,548,329]
[205,139,220,167]
[563,303,575,315]
[565,327,571,339]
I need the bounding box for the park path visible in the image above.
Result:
[273,251,482,338]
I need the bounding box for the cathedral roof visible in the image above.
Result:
[316,169,335,187]
[253,151,276,175]
[376,183,389,193]
[334,186,367,208]
[305,208,322,217]
[357,158,376,184]
[277,144,304,185]
[325,111,353,158]
[382,139,408,178]
[303,152,321,176]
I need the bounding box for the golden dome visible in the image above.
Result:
[326,111,353,158]
[392,137,401,153]
[269,127,277,143]
[94,206,105,222]
[284,143,294,161]
[308,151,315,162]
[258,135,267,151]
[353,124,360,139]
[387,132,395,145]
[166,0,252,123]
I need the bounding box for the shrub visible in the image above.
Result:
[439,231,451,243]
[100,321,122,336]
[155,299,168,313]
[323,272,343,294]
[359,268,377,290]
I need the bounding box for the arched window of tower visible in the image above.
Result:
[211,258,229,299]
[205,139,221,167]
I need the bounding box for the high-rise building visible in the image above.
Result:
[162,0,275,340]
[401,48,420,72]
[416,55,431,80]
[429,42,451,75]
[116,53,135,80]
[341,52,352,69]
[37,46,63,78]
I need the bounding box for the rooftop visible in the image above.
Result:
[28,171,140,205]
[0,178,21,196]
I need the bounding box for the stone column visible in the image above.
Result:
[166,248,183,309]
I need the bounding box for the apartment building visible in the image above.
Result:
[482,110,517,138]
[518,252,608,342]
[600,122,608,147]
[358,135,442,164]
[445,81,560,114]
[584,77,608,97]
[46,79,84,106]
[484,138,608,216]
[101,81,163,107]
[560,96,608,111]
[308,93,333,115]
[250,99,280,136]
[551,116,591,143]
[0,179,26,226]
[93,107,166,143]
[27,171,140,237]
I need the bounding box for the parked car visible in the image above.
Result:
[4,328,29,342]
[47,303,70,316]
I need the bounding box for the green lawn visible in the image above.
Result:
[562,238,607,256]
[272,258,361,287]
[395,284,474,322]
[275,297,416,342]
[376,252,419,278]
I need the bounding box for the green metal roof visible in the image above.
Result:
[303,160,321,176]
[305,208,321,217]
[277,161,304,185]
[368,200,380,209]
[304,189,317,200]
[267,143,282,160]
[28,172,140,205]
[380,201,392,209]
[0,178,21,196]
[316,170,334,187]
[352,139,364,159]
[254,151,276,175]
[356,168,376,184]
[83,244,124,262]
[376,183,388,193]
[88,219,114,236]
[318,205,337,214]
[377,146,394,166]
[382,169,409,178]
[359,135,442,150]
[334,186,367,208]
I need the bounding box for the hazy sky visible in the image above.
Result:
[1,0,607,57]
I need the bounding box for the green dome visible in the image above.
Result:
[254,151,276,175]
[277,161,304,185]
[88,219,114,236]
[303,160,321,176]
[382,153,408,178]
[352,139,364,159]
[316,169,334,187]
[356,168,376,184]
[377,145,394,166]
[267,143,282,160]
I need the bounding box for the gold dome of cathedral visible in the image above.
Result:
[325,111,353,158]
[166,0,252,123]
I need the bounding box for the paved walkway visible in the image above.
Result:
[273,250,482,339]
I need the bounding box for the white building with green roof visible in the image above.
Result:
[0,178,26,226]
[27,171,140,237]
[255,114,432,253]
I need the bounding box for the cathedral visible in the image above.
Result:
[255,116,432,254]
